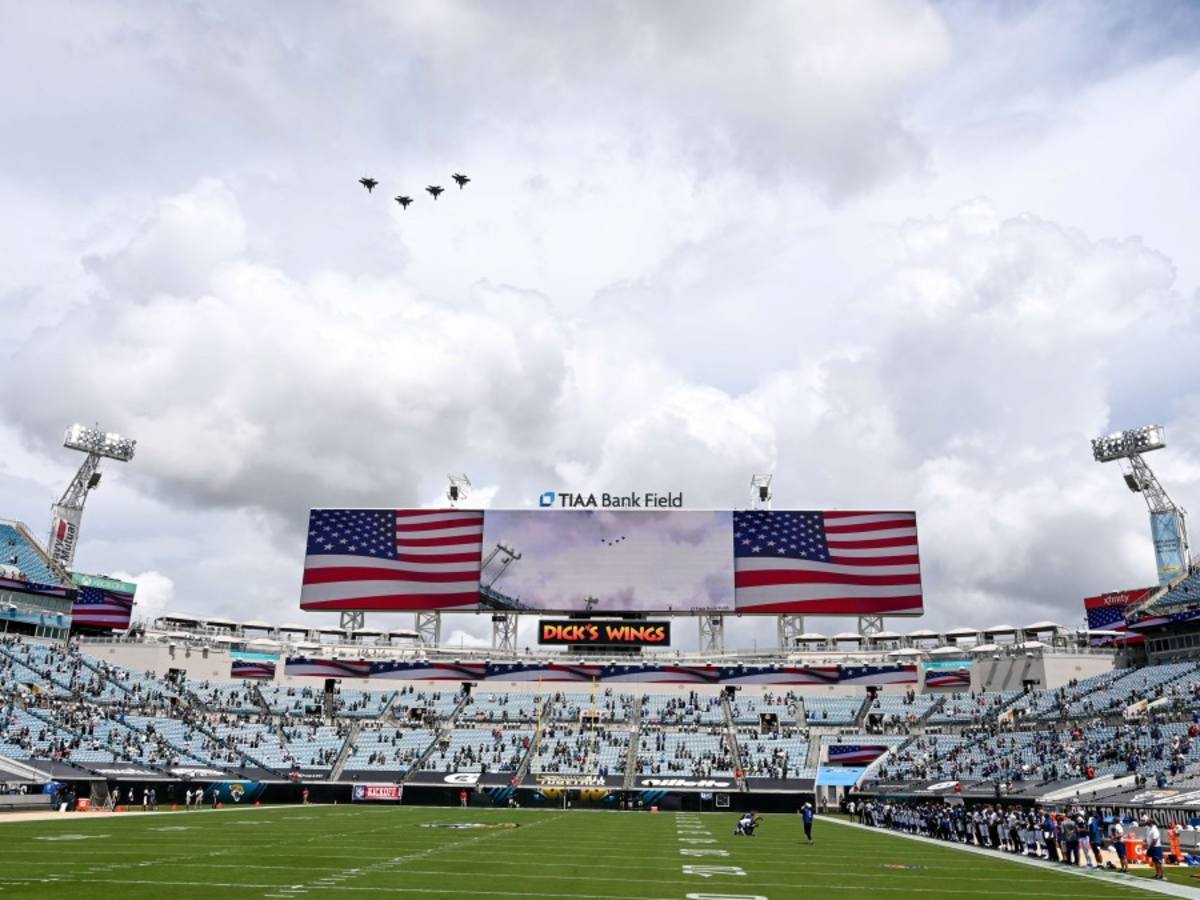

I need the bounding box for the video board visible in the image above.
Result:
[299,508,922,616]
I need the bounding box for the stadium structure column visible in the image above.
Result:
[776,614,805,649]
[340,610,365,634]
[857,615,884,637]
[415,610,441,646]
[752,474,808,651]
[699,614,724,654]
[492,612,518,654]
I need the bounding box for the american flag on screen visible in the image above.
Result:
[733,511,922,615]
[300,509,483,611]
[1084,589,1151,645]
[70,585,135,630]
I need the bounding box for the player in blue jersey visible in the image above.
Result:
[802,802,815,844]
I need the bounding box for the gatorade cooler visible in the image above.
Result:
[1125,838,1147,864]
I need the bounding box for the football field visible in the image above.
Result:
[0,805,1194,898]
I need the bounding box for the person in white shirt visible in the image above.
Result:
[1110,820,1127,873]
[1143,816,1164,880]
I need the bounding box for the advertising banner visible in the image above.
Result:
[1151,511,1188,586]
[284,658,918,686]
[523,773,625,790]
[70,572,136,631]
[827,745,888,765]
[537,620,671,647]
[300,508,922,616]
[1084,587,1154,645]
[923,660,972,688]
[47,505,82,570]
[231,658,277,679]
[351,783,403,802]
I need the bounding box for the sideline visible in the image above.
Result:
[825,815,1196,898]
[0,801,303,825]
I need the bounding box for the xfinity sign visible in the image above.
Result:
[538,491,683,509]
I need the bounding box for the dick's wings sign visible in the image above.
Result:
[537,620,670,647]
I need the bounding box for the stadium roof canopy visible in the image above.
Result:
[888,647,924,657]
[944,626,979,636]
[797,632,827,641]
[983,624,1018,633]
[156,614,200,625]
[242,619,272,629]
[969,643,1000,653]
[1024,621,1065,631]
[279,623,310,633]
[204,617,238,628]
[906,629,939,638]
[928,645,967,656]
[832,632,863,641]
[867,630,902,639]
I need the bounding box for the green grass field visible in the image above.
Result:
[0,805,1195,898]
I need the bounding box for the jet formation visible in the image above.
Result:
[357,173,468,210]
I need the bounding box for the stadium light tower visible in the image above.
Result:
[447,474,471,507]
[48,424,136,570]
[1091,424,1191,585]
[750,474,773,510]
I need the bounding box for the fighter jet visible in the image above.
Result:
[452,173,470,189]
[394,195,413,209]
[359,177,378,193]
[426,185,444,200]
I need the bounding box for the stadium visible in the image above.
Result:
[6,4,1200,899]
[1,423,1199,897]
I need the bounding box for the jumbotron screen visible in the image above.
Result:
[299,508,922,615]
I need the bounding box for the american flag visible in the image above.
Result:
[733,510,922,614]
[827,745,888,764]
[1085,589,1152,645]
[300,509,483,611]
[70,585,134,630]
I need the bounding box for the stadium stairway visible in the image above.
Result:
[0,752,47,782]
[168,688,291,778]
[622,699,642,790]
[250,684,275,719]
[852,693,874,729]
[376,691,399,721]
[917,696,946,725]
[512,692,558,784]
[402,689,473,781]
[329,721,361,780]
[863,733,917,780]
[21,704,173,775]
[0,642,75,697]
[719,692,748,791]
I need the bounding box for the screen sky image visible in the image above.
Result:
[481,510,734,613]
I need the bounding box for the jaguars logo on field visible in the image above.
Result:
[229,783,246,802]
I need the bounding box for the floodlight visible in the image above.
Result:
[447,474,471,505]
[63,424,137,462]
[750,474,773,508]
[1091,425,1166,464]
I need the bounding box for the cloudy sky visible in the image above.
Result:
[2,1,1198,648]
